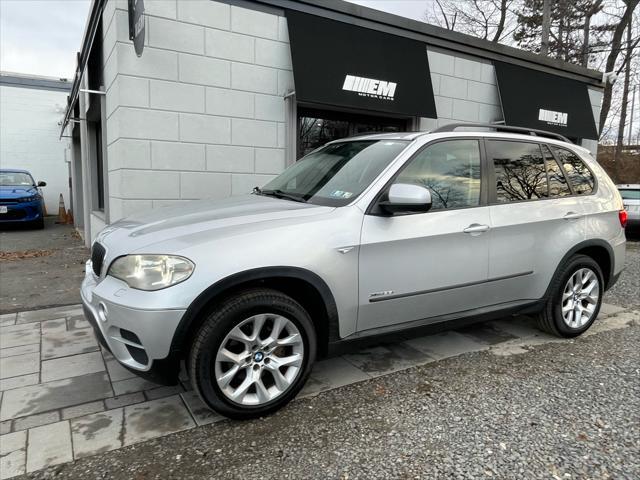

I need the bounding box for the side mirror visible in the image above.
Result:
[379,183,432,214]
[37,181,46,187]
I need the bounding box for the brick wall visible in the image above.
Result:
[101,0,292,222]
[419,47,503,130]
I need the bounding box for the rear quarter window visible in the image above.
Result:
[619,189,640,200]
[549,146,595,195]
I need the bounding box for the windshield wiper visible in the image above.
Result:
[259,188,307,203]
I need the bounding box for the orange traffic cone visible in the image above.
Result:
[55,194,68,224]
[66,209,74,225]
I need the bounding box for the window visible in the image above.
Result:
[550,146,595,195]
[261,140,409,207]
[619,189,640,200]
[94,124,104,210]
[394,139,481,210]
[541,145,571,197]
[489,141,548,202]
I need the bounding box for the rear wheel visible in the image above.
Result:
[536,254,603,337]
[189,288,316,419]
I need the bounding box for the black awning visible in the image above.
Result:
[494,61,598,140]
[286,10,436,119]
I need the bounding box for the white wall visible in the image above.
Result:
[419,47,504,130]
[102,0,291,222]
[0,85,70,212]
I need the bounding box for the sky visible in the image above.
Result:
[0,0,429,79]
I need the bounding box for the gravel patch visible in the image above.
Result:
[25,321,640,480]
[605,240,640,309]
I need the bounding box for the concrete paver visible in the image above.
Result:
[41,329,99,360]
[71,408,123,459]
[0,430,27,479]
[0,374,39,392]
[25,421,73,473]
[0,328,40,350]
[0,373,113,421]
[0,343,40,359]
[40,351,105,382]
[0,302,635,477]
[0,313,17,327]
[0,352,39,379]
[16,305,83,324]
[405,331,490,359]
[123,396,195,446]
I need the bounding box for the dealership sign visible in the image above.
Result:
[538,108,568,127]
[342,75,397,101]
[128,0,145,57]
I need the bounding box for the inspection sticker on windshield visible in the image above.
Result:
[330,190,353,199]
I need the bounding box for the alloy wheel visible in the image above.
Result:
[214,314,304,406]
[561,267,600,329]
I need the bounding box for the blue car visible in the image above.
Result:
[0,169,47,229]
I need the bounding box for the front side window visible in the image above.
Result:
[550,146,595,195]
[393,139,481,210]
[261,140,409,207]
[489,140,548,202]
[542,145,572,197]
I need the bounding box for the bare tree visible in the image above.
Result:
[598,0,639,134]
[615,23,633,166]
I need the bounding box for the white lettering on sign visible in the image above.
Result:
[342,75,397,100]
[538,108,568,126]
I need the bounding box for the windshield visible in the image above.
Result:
[619,189,640,200]
[260,140,409,206]
[0,172,34,187]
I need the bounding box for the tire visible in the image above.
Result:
[189,288,316,420]
[536,254,603,338]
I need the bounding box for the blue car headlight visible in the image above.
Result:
[18,195,40,203]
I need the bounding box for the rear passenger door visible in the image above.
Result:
[484,140,588,305]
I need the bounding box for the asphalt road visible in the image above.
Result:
[0,217,88,313]
[26,319,639,480]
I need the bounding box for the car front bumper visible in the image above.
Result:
[81,261,186,385]
[0,200,43,222]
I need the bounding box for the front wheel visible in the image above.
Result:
[189,288,316,419]
[536,254,603,337]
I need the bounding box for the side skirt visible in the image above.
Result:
[326,299,543,357]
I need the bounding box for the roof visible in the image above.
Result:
[0,72,71,92]
[258,0,604,86]
[0,169,32,174]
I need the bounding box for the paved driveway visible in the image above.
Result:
[1,302,636,478]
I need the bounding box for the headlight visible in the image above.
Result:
[19,195,39,203]
[108,255,195,291]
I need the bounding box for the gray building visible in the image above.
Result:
[1,72,71,211]
[62,0,605,245]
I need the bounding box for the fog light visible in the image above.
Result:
[97,302,108,323]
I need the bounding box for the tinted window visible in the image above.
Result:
[262,140,409,207]
[550,146,595,195]
[394,140,481,210]
[489,141,548,202]
[542,145,571,197]
[619,189,640,200]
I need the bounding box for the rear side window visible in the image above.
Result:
[394,139,481,211]
[488,140,548,202]
[550,146,595,195]
[541,145,572,197]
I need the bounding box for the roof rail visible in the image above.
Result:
[431,123,572,143]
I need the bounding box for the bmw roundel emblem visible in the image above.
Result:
[254,352,264,362]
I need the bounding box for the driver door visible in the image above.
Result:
[357,139,492,332]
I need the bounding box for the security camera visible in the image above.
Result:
[602,71,618,85]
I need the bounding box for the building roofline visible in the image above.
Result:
[256,0,604,86]
[0,72,71,92]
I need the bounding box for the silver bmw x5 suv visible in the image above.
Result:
[82,124,626,419]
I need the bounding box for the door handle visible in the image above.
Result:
[463,224,490,234]
[563,212,583,220]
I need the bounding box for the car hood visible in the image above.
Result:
[96,195,334,254]
[0,186,37,198]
